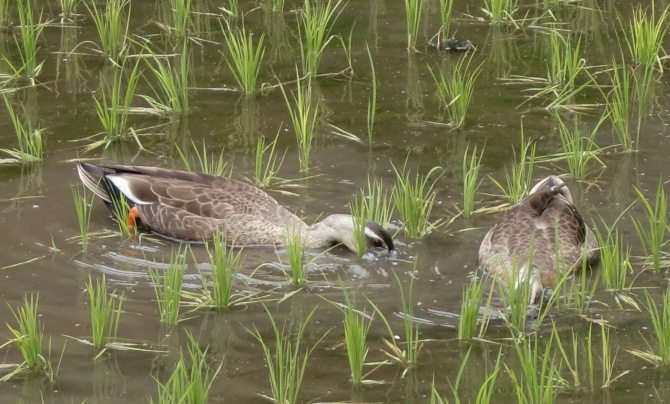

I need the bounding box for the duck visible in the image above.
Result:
[76,162,395,254]
[478,175,599,304]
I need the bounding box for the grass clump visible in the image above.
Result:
[298,0,343,76]
[506,332,566,403]
[252,131,286,188]
[490,127,536,204]
[404,0,423,50]
[632,179,668,273]
[594,225,633,293]
[85,0,131,64]
[176,140,231,177]
[250,307,322,403]
[285,227,307,287]
[628,289,670,366]
[607,58,636,152]
[220,22,265,95]
[457,277,489,341]
[391,163,443,238]
[0,96,44,164]
[370,270,421,375]
[72,185,94,252]
[483,0,518,23]
[1,294,52,381]
[339,285,371,386]
[429,54,482,128]
[150,333,221,404]
[462,144,484,218]
[5,0,46,83]
[624,3,670,71]
[552,112,605,180]
[196,232,244,310]
[87,275,123,350]
[141,41,191,116]
[87,0,131,63]
[89,60,142,151]
[280,71,319,173]
[149,249,187,325]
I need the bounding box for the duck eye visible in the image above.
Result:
[373,239,383,248]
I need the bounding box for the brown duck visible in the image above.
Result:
[478,176,599,304]
[76,162,394,254]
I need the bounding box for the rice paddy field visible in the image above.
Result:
[3,0,670,402]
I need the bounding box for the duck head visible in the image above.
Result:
[308,214,395,254]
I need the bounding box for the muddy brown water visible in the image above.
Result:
[1,0,670,402]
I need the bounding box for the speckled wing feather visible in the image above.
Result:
[82,162,304,244]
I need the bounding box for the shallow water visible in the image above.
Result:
[1,0,670,402]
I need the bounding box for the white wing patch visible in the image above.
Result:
[107,175,152,204]
[364,227,382,241]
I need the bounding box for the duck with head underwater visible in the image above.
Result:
[76,162,395,255]
[478,175,600,305]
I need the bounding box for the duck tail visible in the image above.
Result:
[76,162,113,203]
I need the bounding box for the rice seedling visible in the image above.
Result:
[252,131,286,188]
[489,127,536,204]
[200,232,244,310]
[391,162,443,238]
[483,0,518,23]
[151,333,221,404]
[0,0,7,27]
[349,193,371,257]
[4,0,46,83]
[607,57,634,151]
[249,307,322,404]
[404,0,423,50]
[563,253,599,315]
[72,185,94,252]
[438,0,455,39]
[166,0,193,41]
[149,248,187,325]
[629,289,670,366]
[462,144,484,218]
[85,0,131,64]
[285,227,307,287]
[140,41,190,116]
[221,0,239,19]
[90,60,142,150]
[600,323,628,389]
[496,259,535,336]
[546,30,584,90]
[108,192,137,238]
[552,112,605,180]
[365,44,377,146]
[458,277,489,341]
[631,179,668,273]
[623,3,670,71]
[0,96,44,164]
[87,275,123,350]
[263,0,284,12]
[552,323,594,392]
[475,349,503,403]
[370,270,421,374]
[505,332,566,403]
[1,294,49,377]
[431,348,471,402]
[429,54,482,128]
[176,140,231,177]
[60,0,80,18]
[362,177,394,229]
[220,22,266,95]
[340,284,371,386]
[298,0,343,76]
[594,224,633,293]
[280,71,319,173]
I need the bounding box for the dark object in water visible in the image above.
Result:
[427,38,474,52]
